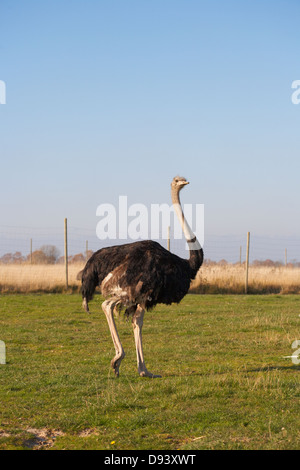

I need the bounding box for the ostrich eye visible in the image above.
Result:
[175,178,178,182]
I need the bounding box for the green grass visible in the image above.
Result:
[0,293,299,450]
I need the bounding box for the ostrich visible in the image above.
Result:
[78,176,203,378]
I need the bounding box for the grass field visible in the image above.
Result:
[0,293,299,450]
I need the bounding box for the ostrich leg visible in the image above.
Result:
[102,299,125,377]
[132,304,161,378]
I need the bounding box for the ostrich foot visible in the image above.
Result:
[82,298,89,313]
[138,366,162,378]
[111,352,125,377]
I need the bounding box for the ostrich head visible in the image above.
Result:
[171,176,189,192]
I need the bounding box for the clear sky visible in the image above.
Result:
[1,1,300,258]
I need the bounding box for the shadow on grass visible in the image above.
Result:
[247,365,300,372]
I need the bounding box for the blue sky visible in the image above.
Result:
[1,0,300,259]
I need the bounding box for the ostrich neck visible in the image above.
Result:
[171,187,203,276]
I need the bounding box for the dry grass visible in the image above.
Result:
[0,263,299,294]
[190,264,300,294]
[0,264,84,293]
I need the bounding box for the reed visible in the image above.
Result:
[0,264,84,293]
[0,263,299,294]
[190,264,300,294]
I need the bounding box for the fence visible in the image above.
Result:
[1,222,300,263]
[0,221,299,293]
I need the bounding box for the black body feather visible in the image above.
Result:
[80,240,203,312]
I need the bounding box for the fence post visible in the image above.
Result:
[285,248,287,267]
[167,226,170,251]
[240,245,242,264]
[30,238,32,264]
[64,218,68,289]
[245,232,250,294]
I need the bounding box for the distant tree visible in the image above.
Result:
[252,259,284,267]
[12,252,25,264]
[70,253,85,264]
[218,259,228,266]
[274,261,283,267]
[30,250,49,264]
[0,253,13,264]
[0,252,25,264]
[203,259,217,266]
[29,246,60,264]
[40,245,60,264]
[252,260,263,267]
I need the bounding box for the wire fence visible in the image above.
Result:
[0,222,300,294]
[0,222,300,266]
